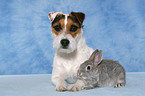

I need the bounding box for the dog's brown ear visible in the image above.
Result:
[48,12,63,22]
[70,12,85,25]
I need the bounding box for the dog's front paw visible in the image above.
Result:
[68,84,82,91]
[56,84,67,92]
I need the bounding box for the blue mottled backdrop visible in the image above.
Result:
[0,0,145,75]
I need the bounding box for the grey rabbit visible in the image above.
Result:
[68,49,126,91]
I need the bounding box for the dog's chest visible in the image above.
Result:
[53,45,94,84]
[61,52,90,83]
[65,66,78,84]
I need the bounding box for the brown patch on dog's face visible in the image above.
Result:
[50,12,85,38]
[65,12,85,38]
[51,14,65,36]
[66,17,81,38]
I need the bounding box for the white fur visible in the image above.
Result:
[48,12,63,22]
[49,12,94,91]
[53,32,77,54]
[64,14,68,31]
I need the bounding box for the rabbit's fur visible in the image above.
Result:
[68,49,126,91]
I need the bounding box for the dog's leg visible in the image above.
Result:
[52,76,67,91]
[68,80,85,91]
[56,79,67,91]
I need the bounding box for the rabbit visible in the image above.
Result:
[68,49,126,91]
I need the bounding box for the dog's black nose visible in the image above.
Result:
[61,39,70,48]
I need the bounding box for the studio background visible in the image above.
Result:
[0,0,145,75]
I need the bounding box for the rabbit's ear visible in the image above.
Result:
[93,50,103,66]
[89,49,99,61]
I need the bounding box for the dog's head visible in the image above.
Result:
[48,12,85,54]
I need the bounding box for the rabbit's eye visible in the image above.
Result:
[86,65,92,71]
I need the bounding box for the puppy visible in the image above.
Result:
[48,12,94,91]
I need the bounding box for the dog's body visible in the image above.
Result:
[48,12,94,91]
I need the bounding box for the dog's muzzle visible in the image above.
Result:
[60,39,70,49]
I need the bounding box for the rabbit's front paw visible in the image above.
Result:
[68,84,82,91]
[56,84,67,92]
[114,83,125,88]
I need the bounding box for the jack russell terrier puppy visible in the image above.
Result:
[48,12,94,91]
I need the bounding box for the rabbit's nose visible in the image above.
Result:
[78,71,82,76]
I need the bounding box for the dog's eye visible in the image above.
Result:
[85,65,92,71]
[53,25,61,31]
[70,25,78,32]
